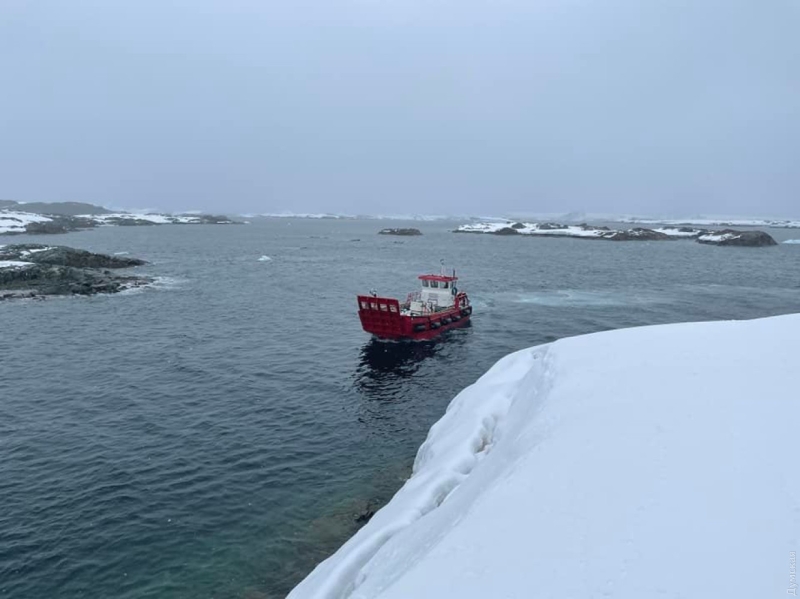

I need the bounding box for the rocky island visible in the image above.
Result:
[378,228,422,236]
[696,229,778,247]
[0,200,242,236]
[0,244,151,299]
[454,221,778,246]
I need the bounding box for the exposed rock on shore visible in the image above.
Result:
[696,229,778,247]
[378,228,422,236]
[0,244,150,299]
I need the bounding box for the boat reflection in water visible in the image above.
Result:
[353,325,471,403]
[359,338,440,377]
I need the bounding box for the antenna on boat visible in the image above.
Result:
[440,258,445,276]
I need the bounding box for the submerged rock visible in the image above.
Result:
[696,229,778,247]
[378,228,422,236]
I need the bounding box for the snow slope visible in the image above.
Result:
[0,260,35,269]
[0,210,53,234]
[290,314,800,599]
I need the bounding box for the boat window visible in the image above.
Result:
[389,304,397,313]
[442,282,449,289]
[370,302,378,310]
[360,301,368,309]
[380,304,388,311]
[422,280,429,287]
[430,280,439,288]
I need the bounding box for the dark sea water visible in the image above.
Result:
[1,219,799,598]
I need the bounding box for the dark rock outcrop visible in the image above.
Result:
[696,229,778,247]
[378,228,422,236]
[0,244,150,299]
[494,227,521,235]
[192,214,239,224]
[104,216,159,227]
[604,228,672,241]
[537,222,565,230]
[24,216,98,234]
[1,245,146,268]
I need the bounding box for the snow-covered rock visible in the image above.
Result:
[82,213,236,225]
[454,221,705,240]
[290,314,800,599]
[0,210,53,234]
[0,260,35,270]
[697,229,777,247]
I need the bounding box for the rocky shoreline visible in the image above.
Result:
[0,244,151,299]
[1,200,242,236]
[454,221,778,246]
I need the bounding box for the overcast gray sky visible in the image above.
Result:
[1,1,798,216]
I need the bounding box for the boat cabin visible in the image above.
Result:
[407,274,458,314]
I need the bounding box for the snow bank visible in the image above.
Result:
[0,260,35,269]
[652,227,702,237]
[697,232,737,243]
[290,314,800,599]
[0,210,53,234]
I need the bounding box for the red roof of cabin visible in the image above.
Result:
[418,274,458,282]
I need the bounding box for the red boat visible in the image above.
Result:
[357,271,472,340]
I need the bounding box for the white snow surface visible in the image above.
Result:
[290,314,800,599]
[652,227,703,237]
[0,210,53,233]
[697,232,738,243]
[0,260,35,269]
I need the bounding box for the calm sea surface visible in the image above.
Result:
[1,219,799,598]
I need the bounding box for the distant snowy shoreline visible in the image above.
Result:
[1,208,241,235]
[620,216,800,229]
[454,221,779,246]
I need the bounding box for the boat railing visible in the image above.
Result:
[402,291,421,308]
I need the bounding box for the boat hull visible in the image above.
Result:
[357,294,472,341]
